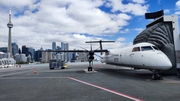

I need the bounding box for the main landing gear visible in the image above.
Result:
[175,69,180,78]
[152,70,163,80]
[88,66,93,71]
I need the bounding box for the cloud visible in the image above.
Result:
[174,11,180,15]
[175,0,180,15]
[119,28,130,33]
[133,28,144,33]
[176,0,180,9]
[164,9,170,13]
[158,0,161,5]
[132,0,145,4]
[106,0,149,16]
[117,37,126,42]
[0,0,145,51]
[108,42,133,54]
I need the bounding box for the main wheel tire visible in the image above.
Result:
[88,67,92,71]
[152,74,162,80]
[176,69,180,77]
[152,74,156,80]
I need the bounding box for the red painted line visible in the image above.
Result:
[69,77,144,101]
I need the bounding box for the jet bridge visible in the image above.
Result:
[133,11,180,75]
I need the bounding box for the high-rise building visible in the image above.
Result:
[52,42,56,56]
[18,48,21,54]
[60,42,70,62]
[57,46,61,50]
[0,47,8,53]
[42,51,52,63]
[65,43,69,50]
[35,47,42,62]
[70,49,77,62]
[12,42,18,57]
[28,47,35,62]
[35,51,42,62]
[22,46,29,56]
[0,52,5,59]
[15,54,27,62]
[65,43,69,62]
[7,5,13,57]
[61,42,65,61]
[27,54,31,62]
[52,42,56,50]
[61,42,65,50]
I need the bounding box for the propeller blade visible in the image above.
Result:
[80,47,89,52]
[94,53,103,59]
[94,47,100,50]
[91,42,92,51]
[82,54,88,61]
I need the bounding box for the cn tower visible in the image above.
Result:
[7,5,13,56]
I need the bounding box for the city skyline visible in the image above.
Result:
[0,41,73,62]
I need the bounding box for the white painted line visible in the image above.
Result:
[69,77,143,101]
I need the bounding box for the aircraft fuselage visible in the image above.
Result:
[101,42,172,71]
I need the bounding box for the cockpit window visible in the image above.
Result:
[152,46,160,50]
[141,46,153,51]
[132,47,140,52]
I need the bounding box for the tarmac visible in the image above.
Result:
[0,62,180,101]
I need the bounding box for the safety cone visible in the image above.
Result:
[96,65,98,68]
[34,67,36,74]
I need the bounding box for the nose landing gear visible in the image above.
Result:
[152,70,163,80]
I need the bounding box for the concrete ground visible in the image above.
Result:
[0,62,180,101]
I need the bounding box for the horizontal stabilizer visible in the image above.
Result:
[85,40,115,43]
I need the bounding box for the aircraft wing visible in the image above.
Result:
[39,50,108,52]
[93,50,108,52]
[40,50,87,52]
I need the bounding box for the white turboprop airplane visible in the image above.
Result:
[100,42,172,80]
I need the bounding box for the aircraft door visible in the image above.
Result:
[130,52,141,65]
[130,52,149,68]
[130,47,141,67]
[119,52,123,64]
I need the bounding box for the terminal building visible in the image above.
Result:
[133,10,180,74]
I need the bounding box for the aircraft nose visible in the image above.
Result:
[156,54,172,70]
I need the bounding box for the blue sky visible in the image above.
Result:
[0,0,180,52]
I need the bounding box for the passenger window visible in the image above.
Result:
[132,47,140,52]
[141,46,153,51]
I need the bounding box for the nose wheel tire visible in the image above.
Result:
[152,71,162,80]
[176,69,180,77]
